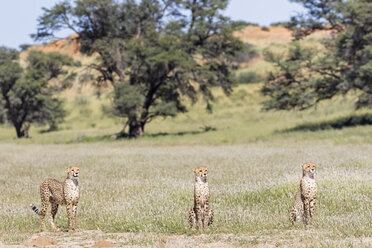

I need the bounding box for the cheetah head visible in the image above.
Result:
[67,166,80,179]
[302,162,316,177]
[193,166,208,183]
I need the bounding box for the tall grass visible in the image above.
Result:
[0,142,371,246]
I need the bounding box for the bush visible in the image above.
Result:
[101,103,115,118]
[74,96,90,106]
[288,114,372,132]
[232,43,259,64]
[19,44,31,51]
[270,21,291,27]
[231,21,259,30]
[237,71,262,84]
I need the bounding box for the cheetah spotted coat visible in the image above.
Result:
[290,163,317,225]
[189,166,214,229]
[30,167,80,232]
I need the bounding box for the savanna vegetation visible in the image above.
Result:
[263,0,372,110]
[0,0,371,247]
[33,0,244,138]
[0,48,77,138]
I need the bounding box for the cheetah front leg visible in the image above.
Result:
[189,207,197,229]
[303,198,311,225]
[71,204,78,231]
[202,205,210,229]
[208,208,214,226]
[49,201,59,232]
[66,204,74,232]
[196,205,203,229]
[309,198,316,222]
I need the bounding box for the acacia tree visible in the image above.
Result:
[0,47,76,138]
[34,0,243,137]
[262,0,372,111]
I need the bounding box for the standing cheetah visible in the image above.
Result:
[290,162,317,225]
[189,166,214,230]
[30,167,80,232]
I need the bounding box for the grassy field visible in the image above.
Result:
[1,83,372,146]
[0,141,371,247]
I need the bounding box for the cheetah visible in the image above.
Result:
[290,162,317,225]
[30,167,80,232]
[189,166,214,230]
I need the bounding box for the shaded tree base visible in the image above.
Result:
[110,131,129,140]
[284,113,372,132]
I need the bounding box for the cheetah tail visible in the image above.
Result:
[29,204,41,215]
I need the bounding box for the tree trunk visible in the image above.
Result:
[48,122,58,132]
[128,119,144,138]
[15,124,25,138]
[14,122,30,138]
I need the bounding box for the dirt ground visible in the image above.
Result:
[1,230,371,248]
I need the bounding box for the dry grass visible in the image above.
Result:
[0,141,371,247]
[234,26,292,48]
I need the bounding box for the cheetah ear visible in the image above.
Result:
[66,167,72,173]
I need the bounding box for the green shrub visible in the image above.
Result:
[74,96,90,106]
[288,113,372,132]
[232,43,259,64]
[231,21,259,30]
[270,21,291,27]
[237,71,262,84]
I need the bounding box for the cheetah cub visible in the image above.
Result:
[189,166,214,230]
[30,167,80,232]
[290,162,317,225]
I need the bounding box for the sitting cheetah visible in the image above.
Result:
[30,167,80,232]
[290,162,317,225]
[189,166,214,230]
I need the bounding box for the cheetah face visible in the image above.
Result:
[193,166,208,182]
[67,166,80,179]
[302,162,316,175]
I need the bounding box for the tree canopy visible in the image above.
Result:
[0,47,76,138]
[262,0,372,111]
[34,0,243,137]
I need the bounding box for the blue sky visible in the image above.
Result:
[0,0,305,49]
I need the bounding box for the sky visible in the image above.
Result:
[0,0,305,49]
